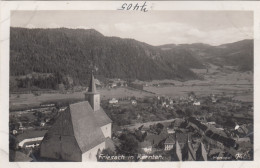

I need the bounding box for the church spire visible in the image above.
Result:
[172,140,182,161]
[196,142,207,161]
[88,72,97,93]
[85,72,100,111]
[182,134,196,161]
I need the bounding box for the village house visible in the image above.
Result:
[131,100,137,105]
[164,135,175,151]
[139,141,153,154]
[17,130,47,149]
[40,73,113,161]
[167,127,175,134]
[40,120,46,127]
[12,129,18,135]
[193,101,201,106]
[234,124,249,137]
[176,133,189,149]
[109,98,118,104]
[145,131,168,148]
[170,118,185,130]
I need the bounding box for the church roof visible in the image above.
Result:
[69,101,106,152]
[176,133,188,144]
[172,141,182,161]
[88,73,97,93]
[17,130,47,142]
[13,151,33,162]
[105,137,116,152]
[165,135,175,144]
[182,135,196,161]
[41,101,108,154]
[196,142,207,161]
[93,107,112,127]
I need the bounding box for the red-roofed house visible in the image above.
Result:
[40,73,112,161]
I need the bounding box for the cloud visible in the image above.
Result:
[96,24,111,34]
[206,26,253,45]
[75,26,90,29]
[26,24,36,29]
[114,23,134,32]
[48,23,60,29]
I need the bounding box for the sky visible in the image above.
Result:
[11,10,253,46]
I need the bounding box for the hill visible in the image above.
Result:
[10,27,199,91]
[158,40,253,71]
[10,27,253,91]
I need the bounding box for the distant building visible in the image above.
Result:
[212,97,217,103]
[176,133,188,149]
[193,101,201,106]
[167,128,175,134]
[17,130,47,148]
[169,100,174,105]
[12,130,18,135]
[40,73,113,161]
[131,100,137,105]
[137,114,141,119]
[161,102,166,107]
[18,122,24,131]
[111,83,117,88]
[164,135,175,151]
[206,122,216,126]
[145,132,168,147]
[109,98,118,104]
[235,137,250,143]
[59,106,67,112]
[140,141,153,154]
[171,118,185,129]
[40,121,46,127]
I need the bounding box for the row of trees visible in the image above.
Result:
[11,72,70,91]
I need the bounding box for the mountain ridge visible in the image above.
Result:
[10,27,253,90]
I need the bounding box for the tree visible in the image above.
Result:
[185,108,194,117]
[155,123,164,135]
[118,133,139,155]
[134,130,143,142]
[188,91,196,97]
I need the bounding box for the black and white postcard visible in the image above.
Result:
[0,1,259,168]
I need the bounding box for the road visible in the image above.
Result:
[121,118,176,130]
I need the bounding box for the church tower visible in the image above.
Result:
[85,73,100,111]
[182,134,196,161]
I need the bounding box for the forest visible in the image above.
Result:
[10,27,253,91]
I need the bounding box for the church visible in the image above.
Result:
[40,73,112,161]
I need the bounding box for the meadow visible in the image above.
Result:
[9,87,153,111]
[10,66,253,111]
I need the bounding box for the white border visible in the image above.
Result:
[1,1,260,168]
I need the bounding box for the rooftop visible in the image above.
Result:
[17,130,47,142]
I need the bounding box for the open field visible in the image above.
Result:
[10,87,154,111]
[143,67,253,102]
[10,65,253,110]
[144,84,253,101]
[121,118,176,130]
